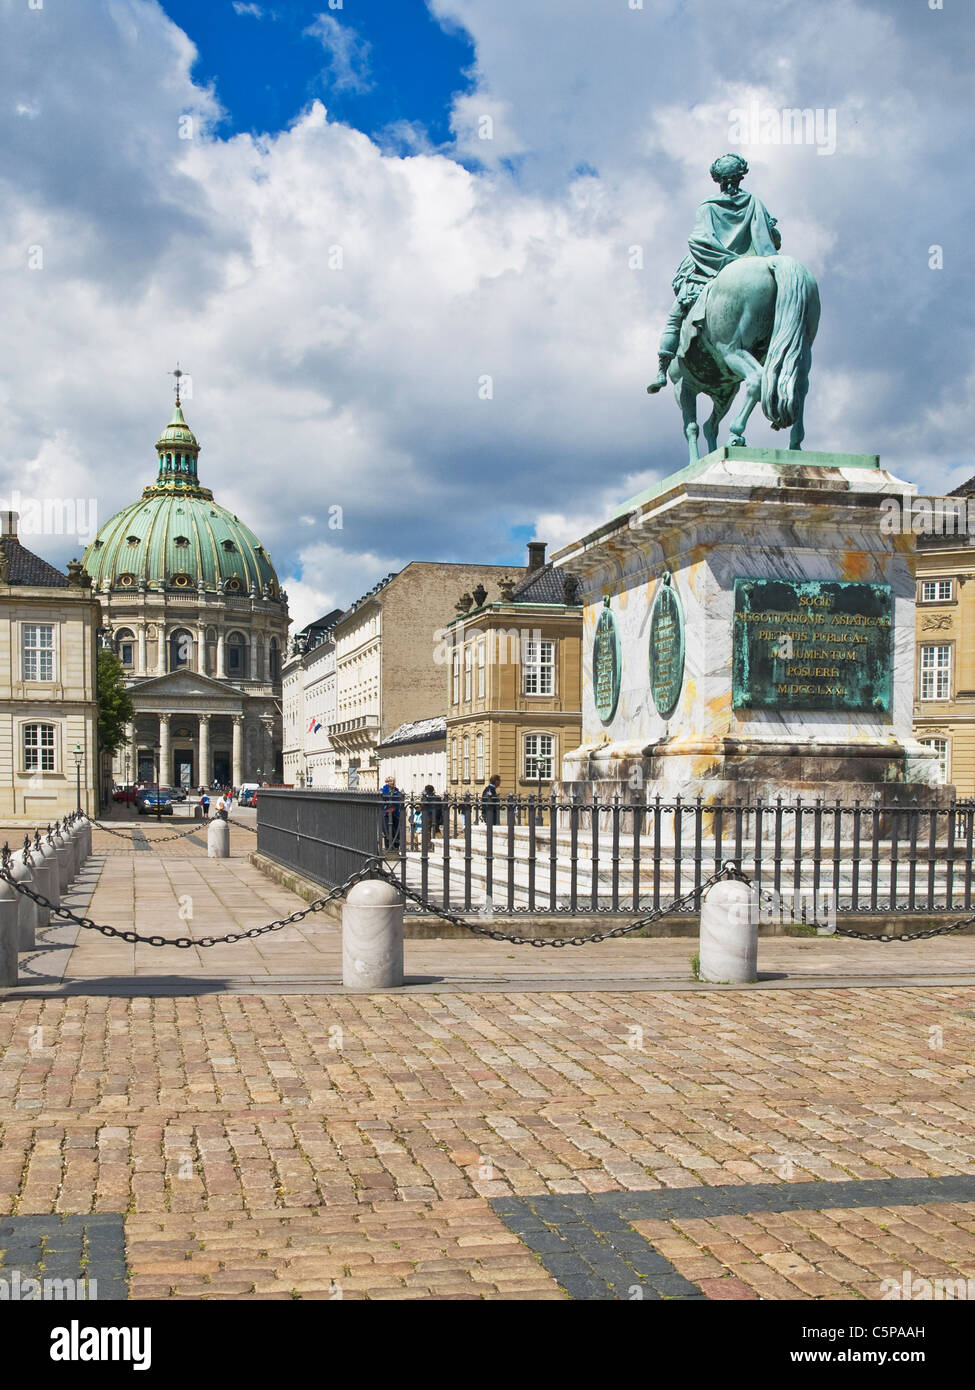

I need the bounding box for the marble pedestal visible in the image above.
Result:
[552,447,941,808]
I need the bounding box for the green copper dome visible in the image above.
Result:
[83,400,282,599]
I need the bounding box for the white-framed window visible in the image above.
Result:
[523,640,555,696]
[23,722,56,772]
[451,650,459,705]
[450,737,457,782]
[464,645,472,701]
[22,624,55,681]
[475,732,484,783]
[920,579,953,603]
[524,732,554,780]
[463,735,470,782]
[477,638,486,698]
[919,737,950,785]
[920,644,951,700]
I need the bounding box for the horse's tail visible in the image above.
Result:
[762,257,817,429]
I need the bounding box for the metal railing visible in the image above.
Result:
[256,789,973,917]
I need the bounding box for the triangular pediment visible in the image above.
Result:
[127,669,247,707]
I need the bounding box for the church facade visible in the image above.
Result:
[83,393,289,789]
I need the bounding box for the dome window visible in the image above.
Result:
[171,573,192,588]
[126,535,140,546]
[222,540,237,552]
[117,573,136,588]
[174,535,190,548]
[226,578,242,593]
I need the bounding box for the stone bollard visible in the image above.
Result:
[8,852,39,952]
[75,814,92,862]
[699,876,760,984]
[31,835,59,924]
[342,878,404,990]
[23,840,50,930]
[0,877,17,986]
[36,834,61,911]
[207,813,230,858]
[62,821,80,881]
[52,824,73,892]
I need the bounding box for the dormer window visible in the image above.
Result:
[171,573,192,588]
[174,535,190,548]
[126,536,140,546]
[222,540,236,552]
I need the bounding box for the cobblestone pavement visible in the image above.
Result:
[1,984,974,1299]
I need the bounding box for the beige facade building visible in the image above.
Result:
[444,543,582,800]
[329,562,519,790]
[0,512,101,820]
[913,490,975,793]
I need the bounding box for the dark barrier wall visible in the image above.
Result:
[257,789,383,888]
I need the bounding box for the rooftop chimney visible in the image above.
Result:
[527,540,546,572]
[1,512,18,538]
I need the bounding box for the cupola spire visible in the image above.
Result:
[144,367,212,500]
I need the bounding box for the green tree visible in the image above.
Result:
[97,648,134,755]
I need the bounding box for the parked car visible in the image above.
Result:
[138,790,174,816]
[112,784,140,804]
[169,786,188,802]
[237,784,259,807]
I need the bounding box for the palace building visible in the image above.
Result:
[445,543,582,800]
[82,388,289,790]
[912,477,975,794]
[0,511,101,819]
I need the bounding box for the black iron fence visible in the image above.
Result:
[256,789,972,916]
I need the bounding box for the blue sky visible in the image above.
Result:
[161,1,475,151]
[1,0,973,629]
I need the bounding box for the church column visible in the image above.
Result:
[137,626,147,676]
[156,624,166,674]
[257,635,266,682]
[261,716,275,780]
[232,715,244,787]
[216,630,227,678]
[197,623,207,675]
[198,714,211,788]
[158,714,171,788]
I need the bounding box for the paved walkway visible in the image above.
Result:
[1,832,974,1300]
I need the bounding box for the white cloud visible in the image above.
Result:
[304,13,373,95]
[232,2,264,15]
[0,0,970,632]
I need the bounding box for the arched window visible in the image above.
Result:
[269,637,280,681]
[115,628,135,668]
[169,628,194,671]
[226,631,249,679]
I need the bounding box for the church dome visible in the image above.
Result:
[83,397,282,600]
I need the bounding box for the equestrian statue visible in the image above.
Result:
[647,153,820,462]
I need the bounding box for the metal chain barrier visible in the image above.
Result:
[91,820,206,843]
[737,869,975,942]
[0,861,377,949]
[369,857,737,947]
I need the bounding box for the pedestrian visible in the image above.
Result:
[481,774,501,827]
[225,788,233,814]
[201,792,210,820]
[422,784,444,839]
[380,776,402,850]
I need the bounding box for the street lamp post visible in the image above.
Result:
[73,743,83,814]
[153,741,161,823]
